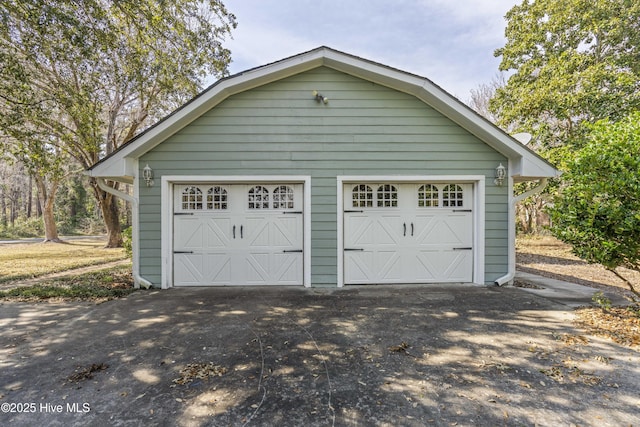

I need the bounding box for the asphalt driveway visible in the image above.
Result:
[1,283,639,426]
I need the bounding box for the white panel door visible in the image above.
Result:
[173,183,303,286]
[242,211,303,285]
[174,214,234,285]
[344,211,404,283]
[411,210,473,282]
[344,182,473,284]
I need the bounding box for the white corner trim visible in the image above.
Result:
[160,175,312,288]
[336,175,486,287]
[93,166,152,289]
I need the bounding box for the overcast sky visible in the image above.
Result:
[222,0,520,102]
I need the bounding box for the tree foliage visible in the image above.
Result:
[0,0,237,246]
[548,112,640,301]
[491,0,640,149]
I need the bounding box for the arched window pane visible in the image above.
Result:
[418,184,439,207]
[182,186,203,210]
[352,184,373,208]
[377,184,398,207]
[248,185,269,209]
[442,184,464,207]
[273,185,294,209]
[207,186,228,210]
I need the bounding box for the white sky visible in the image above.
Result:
[221,0,519,102]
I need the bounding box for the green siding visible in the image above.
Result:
[139,67,508,286]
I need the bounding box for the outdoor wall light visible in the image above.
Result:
[312,90,329,104]
[494,163,506,186]
[142,164,154,187]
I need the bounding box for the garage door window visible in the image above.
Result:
[417,184,466,208]
[182,186,203,210]
[352,184,373,208]
[207,186,228,210]
[377,184,398,207]
[443,184,464,207]
[248,185,270,209]
[273,185,295,209]
[418,184,439,207]
[248,185,297,210]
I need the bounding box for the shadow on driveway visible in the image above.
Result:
[1,284,639,426]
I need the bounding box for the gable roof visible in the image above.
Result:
[87,46,559,182]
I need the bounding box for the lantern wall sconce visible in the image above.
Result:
[312,90,328,104]
[494,163,506,186]
[142,164,154,187]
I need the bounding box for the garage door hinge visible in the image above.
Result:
[282,249,303,253]
[285,211,303,214]
[453,209,472,212]
[174,251,194,254]
[344,248,364,251]
[174,212,194,216]
[344,210,364,213]
[453,247,472,251]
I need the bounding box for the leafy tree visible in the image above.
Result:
[469,76,551,235]
[0,0,237,246]
[0,95,74,242]
[548,112,640,302]
[0,159,34,229]
[491,0,640,152]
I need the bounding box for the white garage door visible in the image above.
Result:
[173,183,303,286]
[344,182,473,284]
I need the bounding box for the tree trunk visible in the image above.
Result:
[92,178,122,248]
[102,194,122,248]
[34,175,62,243]
[27,175,32,217]
[0,188,6,227]
[608,268,640,303]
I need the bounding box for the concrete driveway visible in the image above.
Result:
[1,282,639,426]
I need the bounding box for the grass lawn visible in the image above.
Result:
[0,239,127,283]
[0,264,135,302]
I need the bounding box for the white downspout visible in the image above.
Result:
[494,178,548,286]
[95,178,153,289]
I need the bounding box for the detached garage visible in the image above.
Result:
[87,47,559,289]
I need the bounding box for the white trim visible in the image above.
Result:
[130,161,145,288]
[337,175,485,287]
[507,171,516,284]
[161,175,312,288]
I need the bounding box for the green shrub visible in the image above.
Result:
[549,113,640,302]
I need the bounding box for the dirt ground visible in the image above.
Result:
[516,235,640,297]
[517,235,640,349]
